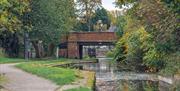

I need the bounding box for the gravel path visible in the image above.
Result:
[0,64,59,91]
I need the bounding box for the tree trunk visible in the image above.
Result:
[48,43,55,57]
[39,42,44,57]
[24,31,29,59]
[32,41,41,58]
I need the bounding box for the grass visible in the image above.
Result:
[0,75,7,89]
[0,75,6,84]
[0,56,70,64]
[0,57,26,64]
[85,71,95,89]
[76,71,95,91]
[16,60,79,85]
[65,87,91,91]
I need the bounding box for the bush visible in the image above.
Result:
[83,55,90,60]
[143,48,166,70]
[160,53,180,76]
[106,51,114,58]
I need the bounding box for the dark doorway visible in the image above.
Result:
[79,45,83,59]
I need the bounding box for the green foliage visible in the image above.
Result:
[143,82,159,91]
[91,8,111,31]
[114,15,141,62]
[74,0,102,31]
[115,16,126,37]
[115,0,138,7]
[114,38,126,62]
[114,0,179,74]
[125,28,144,63]
[74,21,89,31]
[74,7,110,31]
[0,0,31,57]
[106,51,114,58]
[86,72,95,90]
[65,87,91,91]
[161,0,180,13]
[160,53,180,76]
[143,48,165,69]
[115,26,150,67]
[83,55,91,60]
[30,0,75,45]
[0,0,30,32]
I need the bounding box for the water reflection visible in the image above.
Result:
[82,58,124,72]
[96,80,173,91]
[96,80,160,91]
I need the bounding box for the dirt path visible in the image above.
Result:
[0,64,59,91]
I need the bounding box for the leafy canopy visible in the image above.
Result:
[0,0,30,33]
[29,0,75,45]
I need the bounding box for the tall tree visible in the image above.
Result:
[0,0,31,33]
[91,8,111,31]
[115,15,126,37]
[0,0,31,57]
[29,0,75,57]
[75,0,102,31]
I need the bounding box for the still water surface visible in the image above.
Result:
[81,58,172,91]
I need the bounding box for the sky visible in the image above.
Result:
[102,0,120,11]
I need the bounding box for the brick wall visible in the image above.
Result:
[68,32,117,42]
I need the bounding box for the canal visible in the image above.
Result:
[81,58,173,91]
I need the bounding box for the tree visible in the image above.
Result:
[75,0,102,31]
[115,15,126,37]
[162,0,180,13]
[29,0,75,57]
[0,0,31,57]
[114,0,179,72]
[91,8,111,31]
[0,0,31,33]
[115,0,137,8]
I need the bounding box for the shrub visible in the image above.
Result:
[106,51,114,58]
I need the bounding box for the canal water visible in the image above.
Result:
[80,58,173,91]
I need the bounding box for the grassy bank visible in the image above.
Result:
[16,60,78,85]
[16,59,95,91]
[0,57,26,64]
